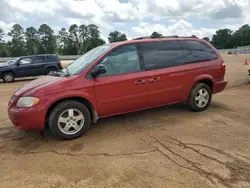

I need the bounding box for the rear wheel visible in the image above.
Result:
[2,72,15,83]
[46,68,56,75]
[187,83,212,112]
[49,101,91,140]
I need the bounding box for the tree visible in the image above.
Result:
[233,24,250,46]
[58,28,69,55]
[69,24,81,54]
[86,24,105,51]
[8,24,26,56]
[38,24,55,53]
[108,31,127,43]
[211,29,233,49]
[0,28,6,57]
[88,24,100,38]
[202,37,210,42]
[0,28,4,43]
[25,27,40,55]
[79,24,90,53]
[150,31,163,38]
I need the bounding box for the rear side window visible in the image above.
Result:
[139,40,185,70]
[33,56,46,63]
[179,40,218,64]
[47,55,57,62]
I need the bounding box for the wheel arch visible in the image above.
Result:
[45,96,99,129]
[196,79,213,92]
[193,75,214,92]
[45,65,57,70]
[1,70,16,77]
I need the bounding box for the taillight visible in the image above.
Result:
[221,61,226,71]
[59,61,62,68]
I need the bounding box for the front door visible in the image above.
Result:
[139,40,188,107]
[93,44,148,117]
[14,57,33,77]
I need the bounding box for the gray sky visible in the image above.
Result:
[0,0,249,41]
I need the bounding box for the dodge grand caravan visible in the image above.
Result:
[8,36,227,140]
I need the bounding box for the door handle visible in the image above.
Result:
[135,80,146,85]
[149,77,160,83]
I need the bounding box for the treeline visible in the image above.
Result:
[0,23,250,57]
[0,24,128,57]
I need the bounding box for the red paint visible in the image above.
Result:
[8,37,227,130]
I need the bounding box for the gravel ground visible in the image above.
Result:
[0,55,250,188]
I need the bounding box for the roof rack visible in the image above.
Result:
[132,35,198,40]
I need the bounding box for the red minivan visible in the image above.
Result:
[8,37,227,140]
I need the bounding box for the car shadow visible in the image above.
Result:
[0,100,223,156]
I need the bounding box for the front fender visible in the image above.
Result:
[44,89,97,112]
[0,67,15,77]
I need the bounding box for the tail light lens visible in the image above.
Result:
[221,61,226,71]
[59,60,62,68]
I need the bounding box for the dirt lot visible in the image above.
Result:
[0,55,250,188]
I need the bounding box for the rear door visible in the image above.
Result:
[178,40,219,94]
[93,44,149,117]
[32,56,48,75]
[139,40,187,107]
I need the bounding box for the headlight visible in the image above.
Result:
[17,97,40,107]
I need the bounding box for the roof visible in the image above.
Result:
[110,36,202,48]
[18,54,57,59]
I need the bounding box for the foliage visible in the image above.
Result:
[150,32,163,38]
[25,27,40,55]
[202,37,210,42]
[108,31,127,43]
[7,24,25,57]
[2,23,250,57]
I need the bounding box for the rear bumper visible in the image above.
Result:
[213,80,228,94]
[8,107,46,130]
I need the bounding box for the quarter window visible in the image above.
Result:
[179,40,218,63]
[47,55,56,62]
[139,41,185,70]
[99,45,141,77]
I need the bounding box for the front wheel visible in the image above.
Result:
[2,72,15,83]
[49,101,91,140]
[187,83,212,112]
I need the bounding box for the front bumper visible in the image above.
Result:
[8,107,46,130]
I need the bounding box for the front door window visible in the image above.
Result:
[99,45,141,77]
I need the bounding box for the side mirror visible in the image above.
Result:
[91,64,106,78]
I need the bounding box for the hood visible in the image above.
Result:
[0,63,10,68]
[15,76,65,96]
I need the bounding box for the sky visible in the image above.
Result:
[0,0,250,42]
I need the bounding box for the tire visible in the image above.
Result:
[187,83,212,112]
[2,72,15,83]
[46,68,56,75]
[49,101,91,140]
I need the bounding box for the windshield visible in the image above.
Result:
[64,44,112,76]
